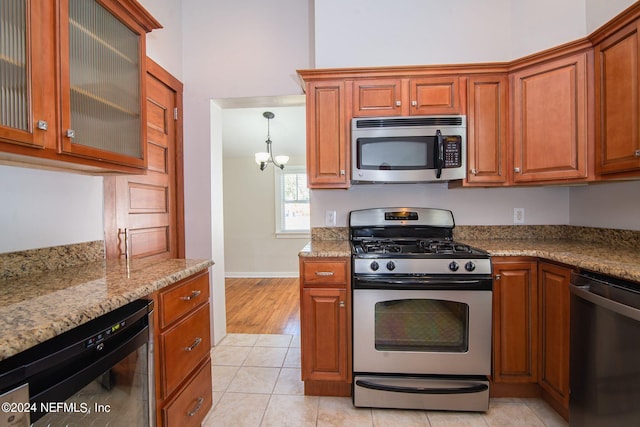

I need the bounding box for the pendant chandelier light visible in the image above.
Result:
[255,111,289,170]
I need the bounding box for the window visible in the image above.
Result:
[275,166,310,237]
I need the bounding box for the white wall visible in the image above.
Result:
[0,166,103,253]
[586,0,637,32]
[570,181,640,230]
[311,185,570,228]
[510,0,586,58]
[181,0,312,343]
[223,157,308,277]
[314,0,513,68]
[139,0,183,81]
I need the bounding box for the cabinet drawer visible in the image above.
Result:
[159,271,210,328]
[302,260,348,286]
[163,358,212,427]
[160,303,211,397]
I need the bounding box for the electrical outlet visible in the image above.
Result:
[514,208,525,224]
[325,210,337,227]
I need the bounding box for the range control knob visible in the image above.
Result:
[465,261,476,272]
[449,261,459,272]
[386,261,396,271]
[370,261,379,271]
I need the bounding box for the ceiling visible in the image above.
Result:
[218,95,306,160]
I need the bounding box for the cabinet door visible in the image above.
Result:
[352,79,405,117]
[58,0,148,169]
[512,52,590,183]
[492,260,538,383]
[411,76,463,115]
[466,74,509,185]
[538,262,571,415]
[306,80,350,188]
[594,21,640,176]
[0,0,56,149]
[301,287,349,382]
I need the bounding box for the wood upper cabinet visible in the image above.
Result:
[465,74,509,185]
[594,20,640,177]
[305,80,350,188]
[299,257,351,390]
[352,76,464,117]
[538,261,572,419]
[0,0,160,173]
[0,1,56,150]
[511,52,591,183]
[492,258,538,384]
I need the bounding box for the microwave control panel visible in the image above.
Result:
[443,136,462,168]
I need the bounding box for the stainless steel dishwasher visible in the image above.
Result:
[570,271,640,427]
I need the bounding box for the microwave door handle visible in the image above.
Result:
[435,129,444,178]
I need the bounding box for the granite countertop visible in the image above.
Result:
[0,257,213,362]
[299,226,640,283]
[461,238,640,283]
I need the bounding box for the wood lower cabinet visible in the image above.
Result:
[299,257,351,396]
[511,51,592,183]
[153,270,212,427]
[304,80,350,188]
[594,20,640,177]
[538,261,572,419]
[465,74,509,185]
[492,258,539,384]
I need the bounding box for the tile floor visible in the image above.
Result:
[202,333,568,427]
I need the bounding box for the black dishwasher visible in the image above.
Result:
[570,271,640,427]
[0,299,154,427]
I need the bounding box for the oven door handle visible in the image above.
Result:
[353,277,491,290]
[355,379,488,395]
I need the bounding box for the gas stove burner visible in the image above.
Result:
[362,240,403,254]
[419,239,472,254]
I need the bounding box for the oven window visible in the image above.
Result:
[358,137,435,170]
[374,299,469,352]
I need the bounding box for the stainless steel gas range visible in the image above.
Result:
[350,207,493,412]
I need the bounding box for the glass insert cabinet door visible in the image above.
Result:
[374,298,470,353]
[58,0,146,168]
[0,0,55,148]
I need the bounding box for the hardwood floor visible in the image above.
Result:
[225,277,300,335]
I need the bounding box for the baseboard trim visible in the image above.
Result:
[225,272,299,278]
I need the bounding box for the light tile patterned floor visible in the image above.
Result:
[202,333,568,427]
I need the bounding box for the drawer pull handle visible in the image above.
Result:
[315,271,335,276]
[181,290,201,301]
[185,337,202,352]
[187,397,205,417]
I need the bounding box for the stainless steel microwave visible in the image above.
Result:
[351,115,466,183]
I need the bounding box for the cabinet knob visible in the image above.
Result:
[339,301,345,308]
[471,168,478,175]
[395,100,401,107]
[514,167,521,173]
[635,150,640,157]
[66,129,75,139]
[411,100,417,106]
[495,274,501,280]
[37,120,48,131]
[340,169,345,176]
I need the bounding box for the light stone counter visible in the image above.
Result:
[0,257,213,362]
[461,238,640,283]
